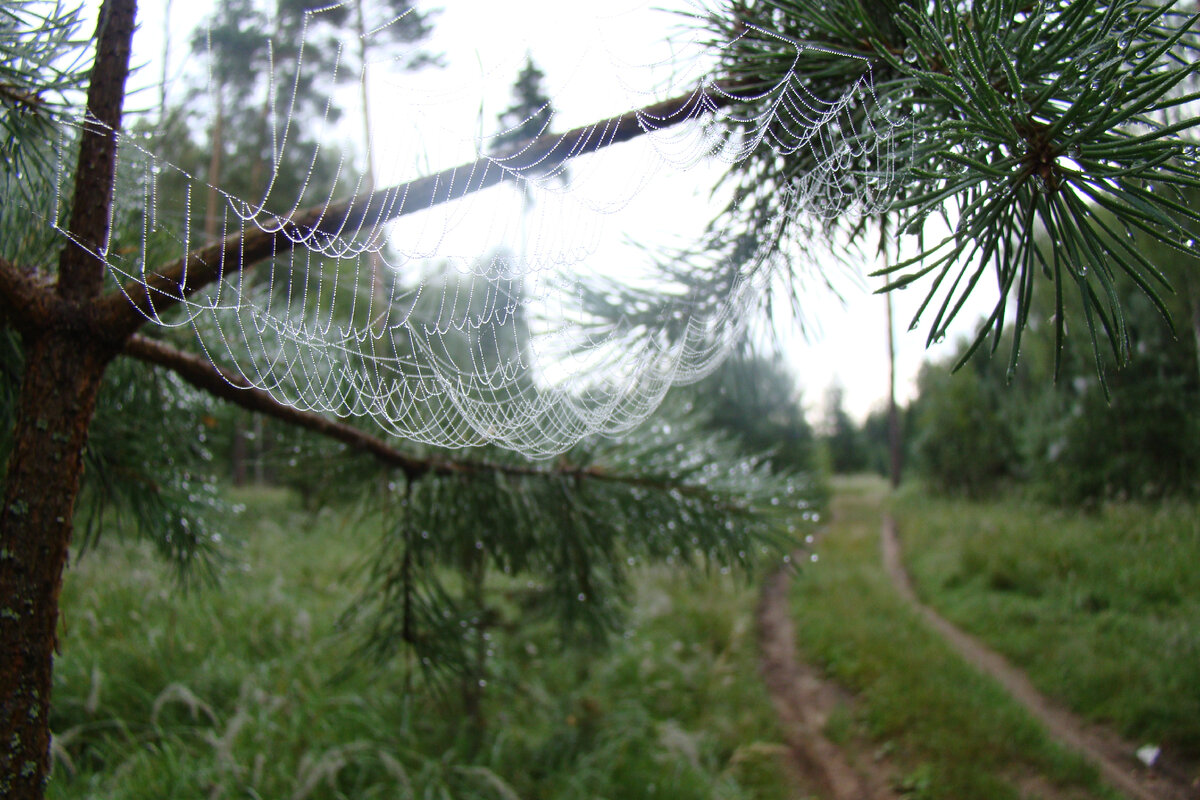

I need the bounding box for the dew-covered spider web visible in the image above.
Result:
[45,6,908,458]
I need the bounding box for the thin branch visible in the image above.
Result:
[0,83,47,111]
[98,87,731,340]
[56,0,137,304]
[121,334,749,504]
[124,334,494,480]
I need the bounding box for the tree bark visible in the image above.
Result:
[0,0,134,795]
[0,332,112,798]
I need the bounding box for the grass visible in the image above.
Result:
[48,486,792,800]
[789,475,1121,800]
[892,488,1200,762]
[49,478,1192,798]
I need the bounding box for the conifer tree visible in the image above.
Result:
[1,1,1199,797]
[492,54,556,153]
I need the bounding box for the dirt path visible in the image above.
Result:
[756,555,899,800]
[880,512,1197,800]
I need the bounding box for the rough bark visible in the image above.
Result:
[56,0,136,304]
[0,1,134,795]
[0,332,113,798]
[0,8,728,792]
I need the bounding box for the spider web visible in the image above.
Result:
[45,6,907,458]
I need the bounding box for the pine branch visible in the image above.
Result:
[97,88,733,340]
[56,0,136,305]
[121,334,782,514]
[123,334,497,479]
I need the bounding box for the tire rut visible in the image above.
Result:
[757,554,899,800]
[881,512,1198,800]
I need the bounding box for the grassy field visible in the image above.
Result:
[46,479,1199,798]
[892,488,1200,765]
[48,487,792,800]
[789,476,1121,800]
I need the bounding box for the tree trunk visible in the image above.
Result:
[885,294,902,489]
[1,0,132,792]
[1190,291,1200,385]
[0,331,112,798]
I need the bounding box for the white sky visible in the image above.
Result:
[115,0,992,423]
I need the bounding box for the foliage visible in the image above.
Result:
[819,384,871,474]
[491,54,556,153]
[689,349,819,475]
[859,404,911,478]
[893,488,1200,761]
[5,0,1199,792]
[910,350,1021,497]
[344,397,817,703]
[908,204,1200,500]
[702,0,1200,380]
[0,0,89,203]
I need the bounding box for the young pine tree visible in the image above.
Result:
[2,1,1200,797]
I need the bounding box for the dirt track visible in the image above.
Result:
[880,512,1197,800]
[756,556,899,800]
[756,488,1197,800]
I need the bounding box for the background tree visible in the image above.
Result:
[820,383,870,474]
[0,5,803,794]
[909,349,1022,496]
[908,184,1200,501]
[691,349,818,475]
[491,54,557,154]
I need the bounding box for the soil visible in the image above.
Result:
[756,554,900,800]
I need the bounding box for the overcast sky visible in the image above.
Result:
[115,0,991,423]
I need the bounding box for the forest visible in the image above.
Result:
[1,0,1198,798]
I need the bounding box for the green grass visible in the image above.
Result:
[790,476,1121,800]
[48,487,791,800]
[892,488,1200,762]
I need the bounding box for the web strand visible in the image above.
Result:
[40,10,907,458]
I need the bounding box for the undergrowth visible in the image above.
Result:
[49,486,790,800]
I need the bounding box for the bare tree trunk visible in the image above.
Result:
[885,293,902,489]
[203,94,225,243]
[158,0,172,126]
[353,0,386,315]
[202,96,253,487]
[231,417,249,486]
[0,334,112,798]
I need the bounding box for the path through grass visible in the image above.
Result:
[892,490,1200,776]
[790,476,1122,800]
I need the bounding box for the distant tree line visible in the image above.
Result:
[826,208,1200,504]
